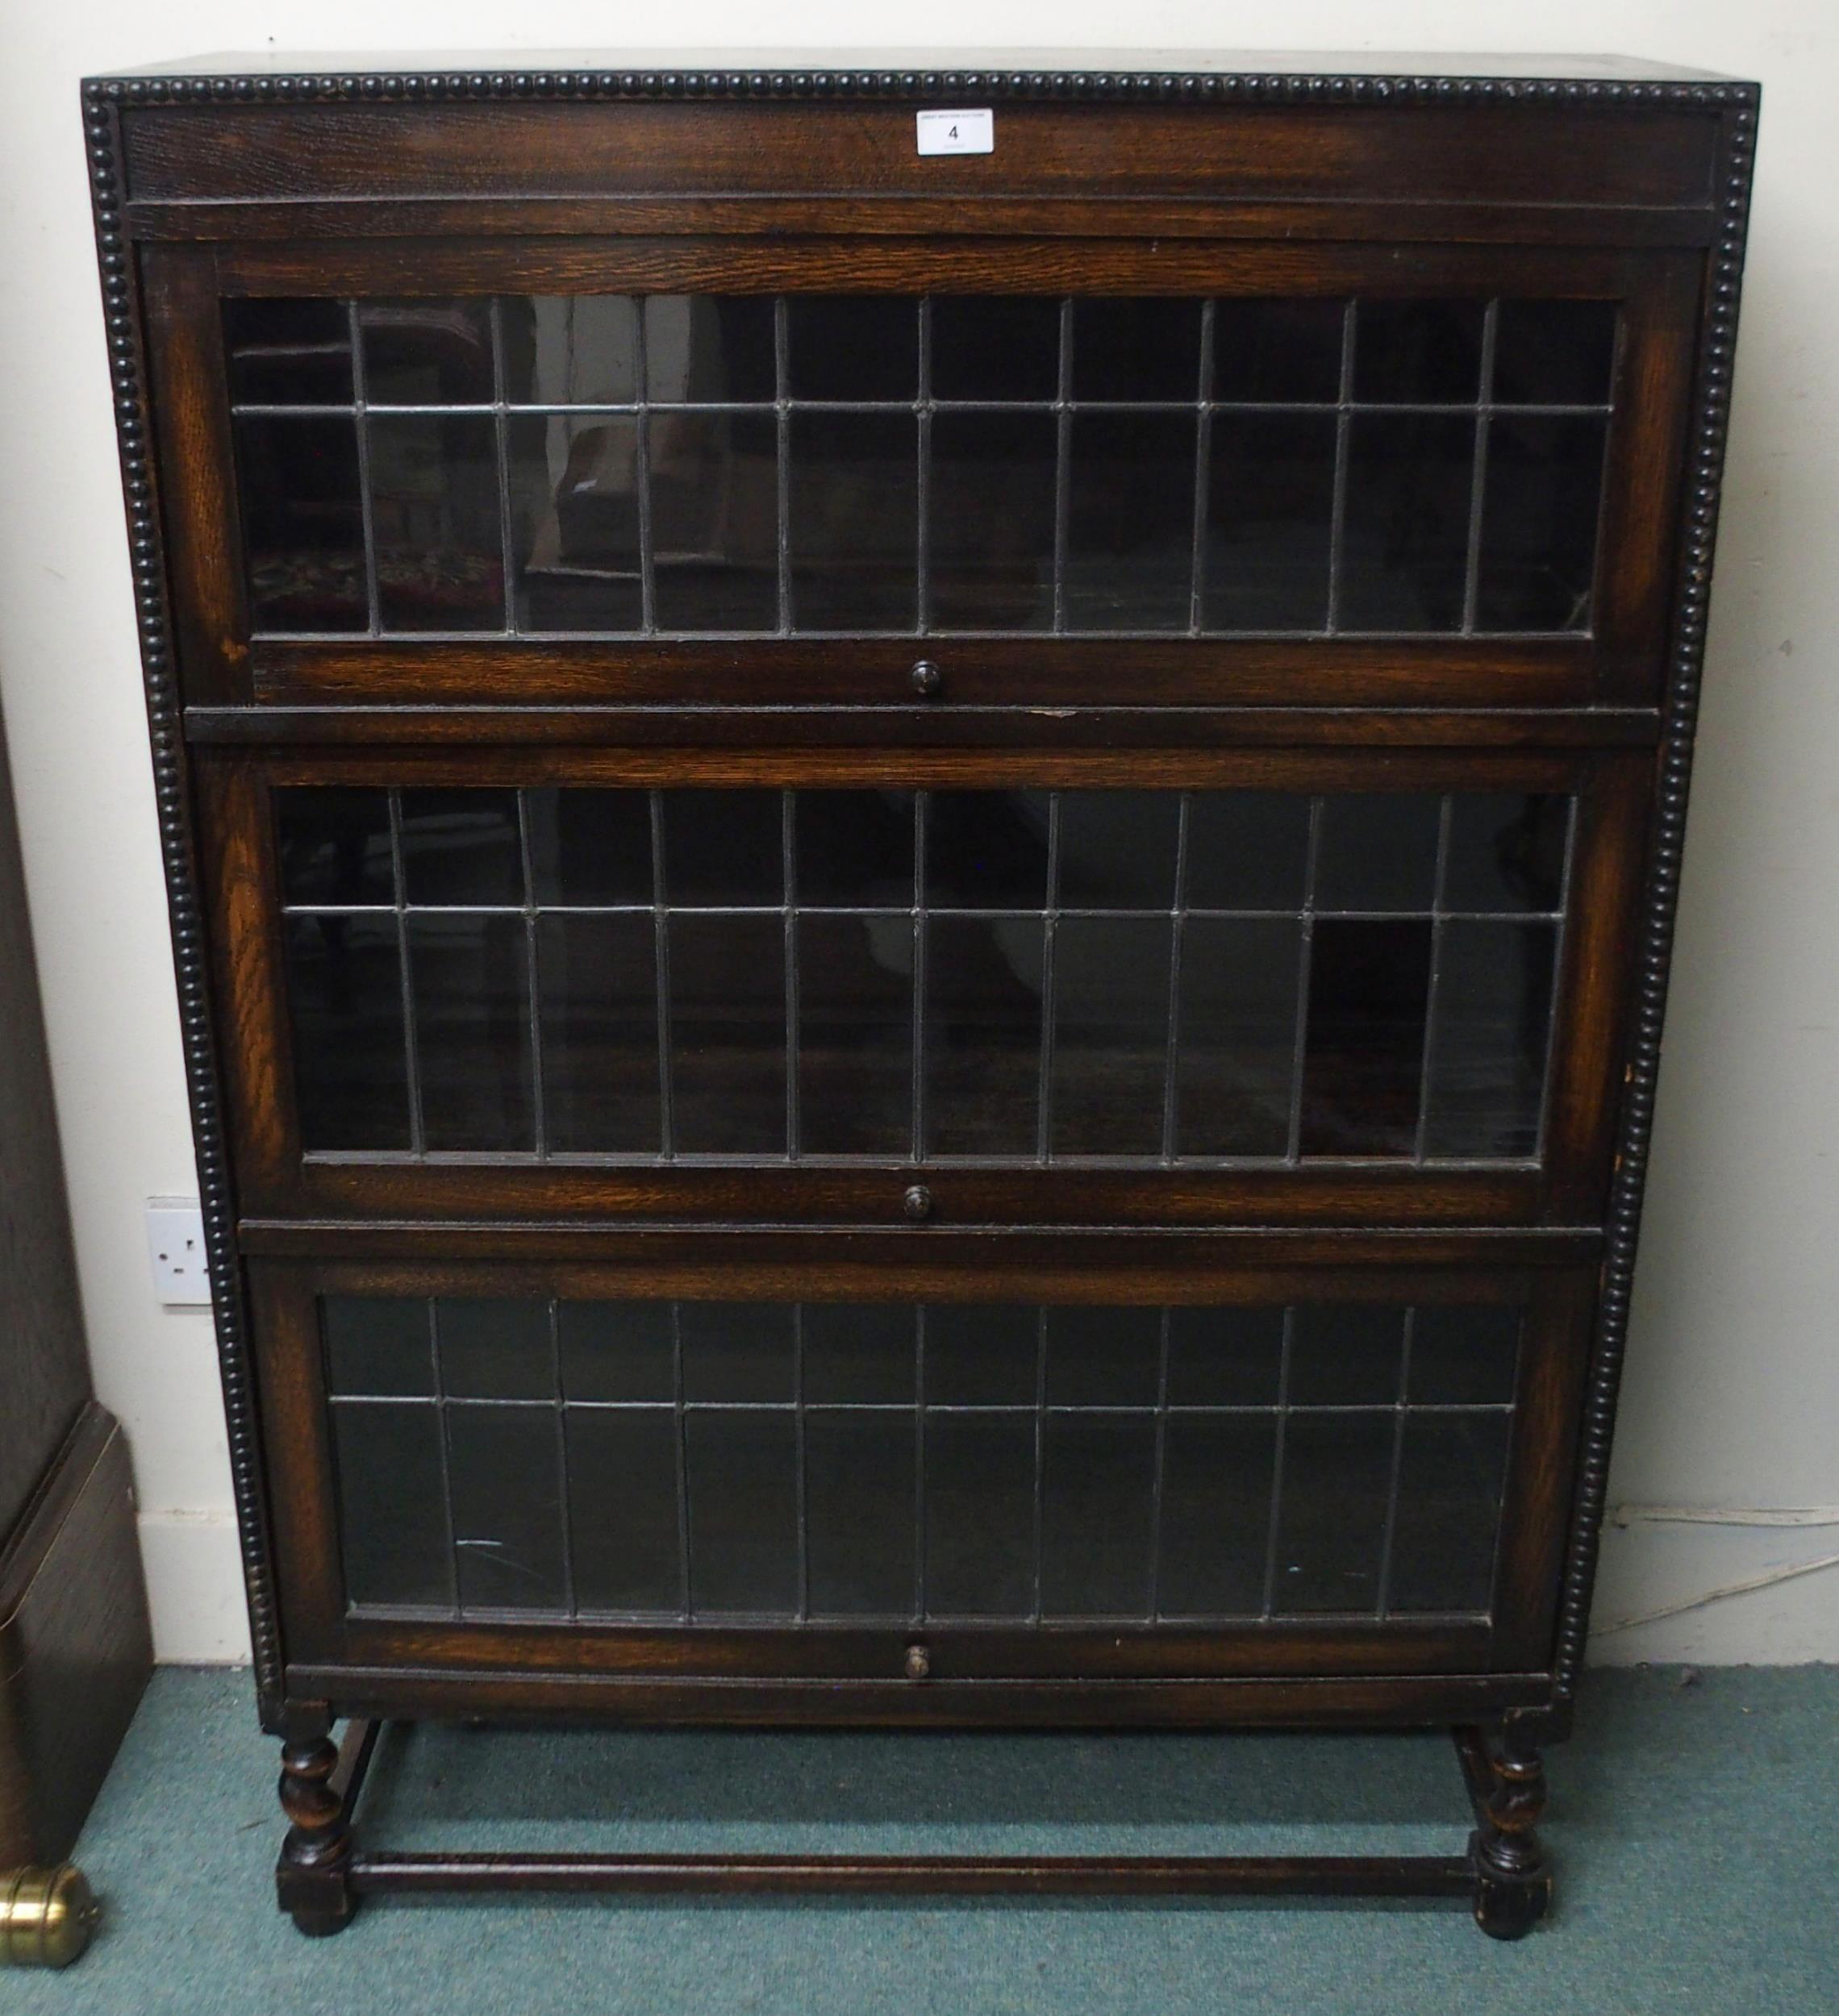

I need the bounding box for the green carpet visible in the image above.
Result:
[14,1665,1835,2014]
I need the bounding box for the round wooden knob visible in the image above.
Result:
[903,1184,932,1223]
[910,659,942,698]
[905,1643,931,1681]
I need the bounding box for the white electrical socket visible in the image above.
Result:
[145,1198,212,1306]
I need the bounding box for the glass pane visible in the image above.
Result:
[406,914,535,1152]
[1273,1410,1392,1612]
[788,411,918,630]
[509,414,640,631]
[1410,1304,1521,1406]
[1493,300,1616,406]
[645,297,777,403]
[224,298,352,405]
[501,296,638,405]
[437,1297,553,1399]
[1166,1305,1285,1406]
[924,917,1045,1156]
[924,791,1049,910]
[1389,1412,1512,1613]
[1475,415,1608,632]
[360,299,494,404]
[526,788,653,906]
[323,1296,432,1398]
[786,297,917,401]
[234,415,367,632]
[924,1304,1037,1406]
[1211,299,1344,403]
[924,1411,1034,1616]
[398,789,523,906]
[558,1301,675,1403]
[1064,411,1197,631]
[795,791,915,907]
[1338,413,1474,631]
[1041,1414,1157,1618]
[1314,795,1441,912]
[1299,918,1433,1156]
[1072,298,1203,400]
[650,410,780,631]
[1057,792,1180,910]
[932,297,1060,401]
[679,1302,795,1404]
[804,1304,915,1406]
[667,914,786,1155]
[663,790,782,906]
[1287,1304,1404,1406]
[537,913,661,1153]
[283,914,411,1151]
[1043,1305,1161,1407]
[1158,1412,1276,1615]
[1174,917,1300,1158]
[807,1411,917,1617]
[1445,794,1569,914]
[332,1402,451,1608]
[1352,301,1484,403]
[685,1409,798,1615]
[277,787,394,906]
[567,1408,681,1612]
[447,1405,566,1612]
[928,410,1057,631]
[1421,919,1558,1158]
[1185,794,1311,911]
[369,414,502,631]
[798,914,913,1156]
[1050,915,1172,1156]
[1202,411,1337,630]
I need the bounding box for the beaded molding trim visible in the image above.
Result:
[81,70,1758,1734]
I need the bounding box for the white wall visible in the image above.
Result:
[2,2,1833,1665]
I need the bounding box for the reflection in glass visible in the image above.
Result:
[526,789,653,906]
[1211,298,1345,402]
[806,1412,917,1616]
[1300,918,1433,1156]
[369,414,502,631]
[1339,413,1475,631]
[1274,1410,1391,1612]
[924,917,1045,1156]
[924,791,1049,910]
[448,1405,567,1612]
[1175,917,1301,1158]
[406,914,534,1151]
[1445,795,1568,914]
[788,411,918,630]
[645,297,777,402]
[1476,414,1608,632]
[500,296,638,406]
[1041,1414,1157,1617]
[537,914,661,1153]
[928,410,1056,631]
[509,413,641,631]
[1389,1412,1512,1612]
[360,299,494,404]
[224,298,353,404]
[283,914,411,1151]
[667,912,785,1155]
[685,1409,798,1614]
[398,788,522,905]
[1203,411,1337,630]
[787,297,917,401]
[795,791,915,907]
[277,787,394,906]
[234,415,367,632]
[1051,915,1173,1156]
[567,1408,681,1613]
[649,410,779,631]
[932,297,1061,401]
[1158,1412,1276,1615]
[332,1402,451,1608]
[1314,794,1441,912]
[799,914,913,1156]
[1064,411,1197,630]
[1421,919,1558,1158]
[924,1411,1035,1616]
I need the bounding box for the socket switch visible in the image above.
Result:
[146,1198,212,1306]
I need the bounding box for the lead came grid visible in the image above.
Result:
[226,294,1619,639]
[322,1294,1523,1627]
[276,785,1575,1166]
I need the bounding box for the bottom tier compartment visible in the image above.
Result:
[249,1252,1593,1694]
